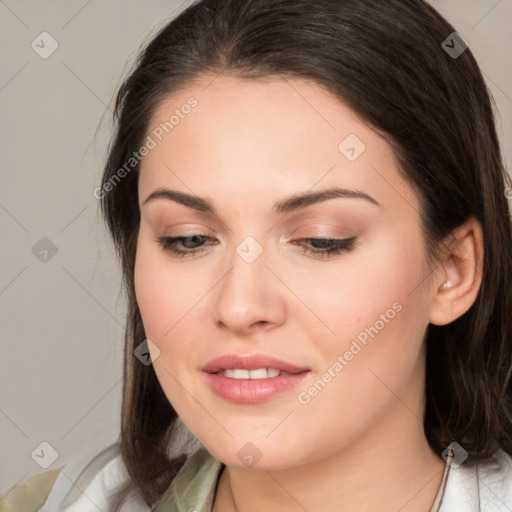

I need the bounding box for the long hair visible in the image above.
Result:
[98,0,512,509]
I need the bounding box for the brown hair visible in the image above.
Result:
[99,0,512,509]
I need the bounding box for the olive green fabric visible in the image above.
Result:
[0,468,62,512]
[152,447,224,512]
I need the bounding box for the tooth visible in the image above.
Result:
[233,369,250,379]
[249,368,268,379]
[219,368,284,379]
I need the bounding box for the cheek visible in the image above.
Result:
[134,235,202,340]
[351,233,430,361]
[294,226,429,350]
[134,242,167,337]
[300,230,432,425]
[288,237,430,451]
[134,238,197,408]
[320,230,430,385]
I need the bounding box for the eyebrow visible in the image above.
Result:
[141,186,381,214]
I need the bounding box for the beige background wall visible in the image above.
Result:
[1,0,511,494]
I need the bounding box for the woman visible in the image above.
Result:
[3,0,512,510]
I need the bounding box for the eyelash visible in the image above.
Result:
[155,235,356,259]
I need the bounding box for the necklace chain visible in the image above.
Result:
[227,468,239,512]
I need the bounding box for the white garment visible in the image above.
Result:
[438,448,512,511]
[38,432,148,512]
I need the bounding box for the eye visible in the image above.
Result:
[155,234,214,257]
[293,237,356,258]
[155,235,356,259]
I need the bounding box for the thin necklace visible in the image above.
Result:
[227,468,239,512]
[226,457,450,512]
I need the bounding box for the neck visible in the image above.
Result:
[213,403,446,512]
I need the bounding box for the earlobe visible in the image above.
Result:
[429,217,484,326]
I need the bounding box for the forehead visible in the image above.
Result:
[138,73,419,216]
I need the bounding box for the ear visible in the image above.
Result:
[429,216,484,326]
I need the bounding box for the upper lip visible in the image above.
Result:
[202,353,310,374]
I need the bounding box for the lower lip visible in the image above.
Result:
[203,371,310,404]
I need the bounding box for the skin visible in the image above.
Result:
[134,73,484,512]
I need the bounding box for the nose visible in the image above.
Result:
[213,240,287,336]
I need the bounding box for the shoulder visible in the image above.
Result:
[1,432,148,512]
[440,448,512,511]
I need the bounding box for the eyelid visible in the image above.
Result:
[282,227,356,242]
[153,223,214,237]
[155,217,358,242]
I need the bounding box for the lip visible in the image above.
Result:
[202,353,310,374]
[202,353,310,404]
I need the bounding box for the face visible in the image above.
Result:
[134,74,437,470]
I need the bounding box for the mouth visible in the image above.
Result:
[202,353,310,404]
